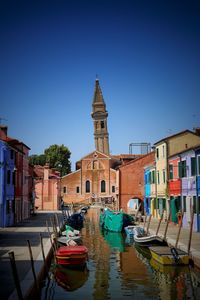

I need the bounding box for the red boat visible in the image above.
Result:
[56,245,88,266]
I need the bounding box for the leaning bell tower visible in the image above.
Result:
[91,79,110,155]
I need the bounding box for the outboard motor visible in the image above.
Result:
[170,247,180,264]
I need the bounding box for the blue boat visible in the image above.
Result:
[124,225,144,238]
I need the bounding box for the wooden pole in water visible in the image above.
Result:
[8,251,23,300]
[40,233,50,279]
[146,214,152,234]
[156,213,163,235]
[55,213,61,234]
[187,210,194,254]
[39,233,46,262]
[46,220,56,255]
[135,202,141,220]
[175,212,183,249]
[163,211,171,241]
[27,240,39,292]
[143,214,147,230]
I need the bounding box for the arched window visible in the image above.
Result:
[101,180,106,193]
[86,180,90,193]
[63,186,67,194]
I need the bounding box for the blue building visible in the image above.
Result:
[0,140,15,227]
[144,166,151,216]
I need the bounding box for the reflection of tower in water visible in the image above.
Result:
[83,208,111,299]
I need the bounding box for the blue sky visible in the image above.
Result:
[1,0,200,170]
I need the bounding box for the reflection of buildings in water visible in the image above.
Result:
[83,208,111,299]
[120,246,150,288]
[149,258,190,300]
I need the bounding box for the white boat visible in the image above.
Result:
[57,236,81,246]
[134,233,167,247]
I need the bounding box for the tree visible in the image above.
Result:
[29,144,71,176]
[44,144,71,176]
[29,154,46,166]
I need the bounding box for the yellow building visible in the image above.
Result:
[154,129,200,218]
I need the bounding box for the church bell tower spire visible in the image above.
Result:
[91,78,110,155]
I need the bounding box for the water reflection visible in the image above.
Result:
[101,229,125,252]
[41,208,200,300]
[52,264,89,291]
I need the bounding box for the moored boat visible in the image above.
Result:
[56,245,88,267]
[149,246,189,266]
[124,225,144,238]
[100,208,134,232]
[134,233,167,247]
[67,212,84,229]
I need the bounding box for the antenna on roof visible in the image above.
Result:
[0,117,7,124]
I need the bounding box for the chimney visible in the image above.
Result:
[0,125,8,140]
[194,127,200,136]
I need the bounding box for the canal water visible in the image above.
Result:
[41,207,200,300]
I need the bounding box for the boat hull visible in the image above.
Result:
[134,235,167,247]
[56,245,88,266]
[149,246,189,266]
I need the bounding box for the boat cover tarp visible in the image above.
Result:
[100,209,133,232]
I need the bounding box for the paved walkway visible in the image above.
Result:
[0,211,63,300]
[140,216,200,269]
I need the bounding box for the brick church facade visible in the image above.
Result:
[61,79,137,205]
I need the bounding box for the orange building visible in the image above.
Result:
[34,164,60,210]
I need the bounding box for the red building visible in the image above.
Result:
[168,157,181,196]
[118,152,155,213]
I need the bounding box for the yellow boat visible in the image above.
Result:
[149,246,189,266]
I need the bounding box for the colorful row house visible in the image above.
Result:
[169,146,200,232]
[144,129,200,232]
[144,164,156,217]
[0,138,15,227]
[0,125,33,227]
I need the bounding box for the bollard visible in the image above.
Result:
[8,251,23,300]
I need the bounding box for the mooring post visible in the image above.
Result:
[27,239,39,292]
[39,233,46,263]
[163,211,171,240]
[40,233,50,279]
[175,212,183,249]
[187,210,194,255]
[146,214,152,234]
[55,213,61,235]
[8,251,23,300]
[156,213,163,235]
[46,220,56,255]
[143,214,147,230]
